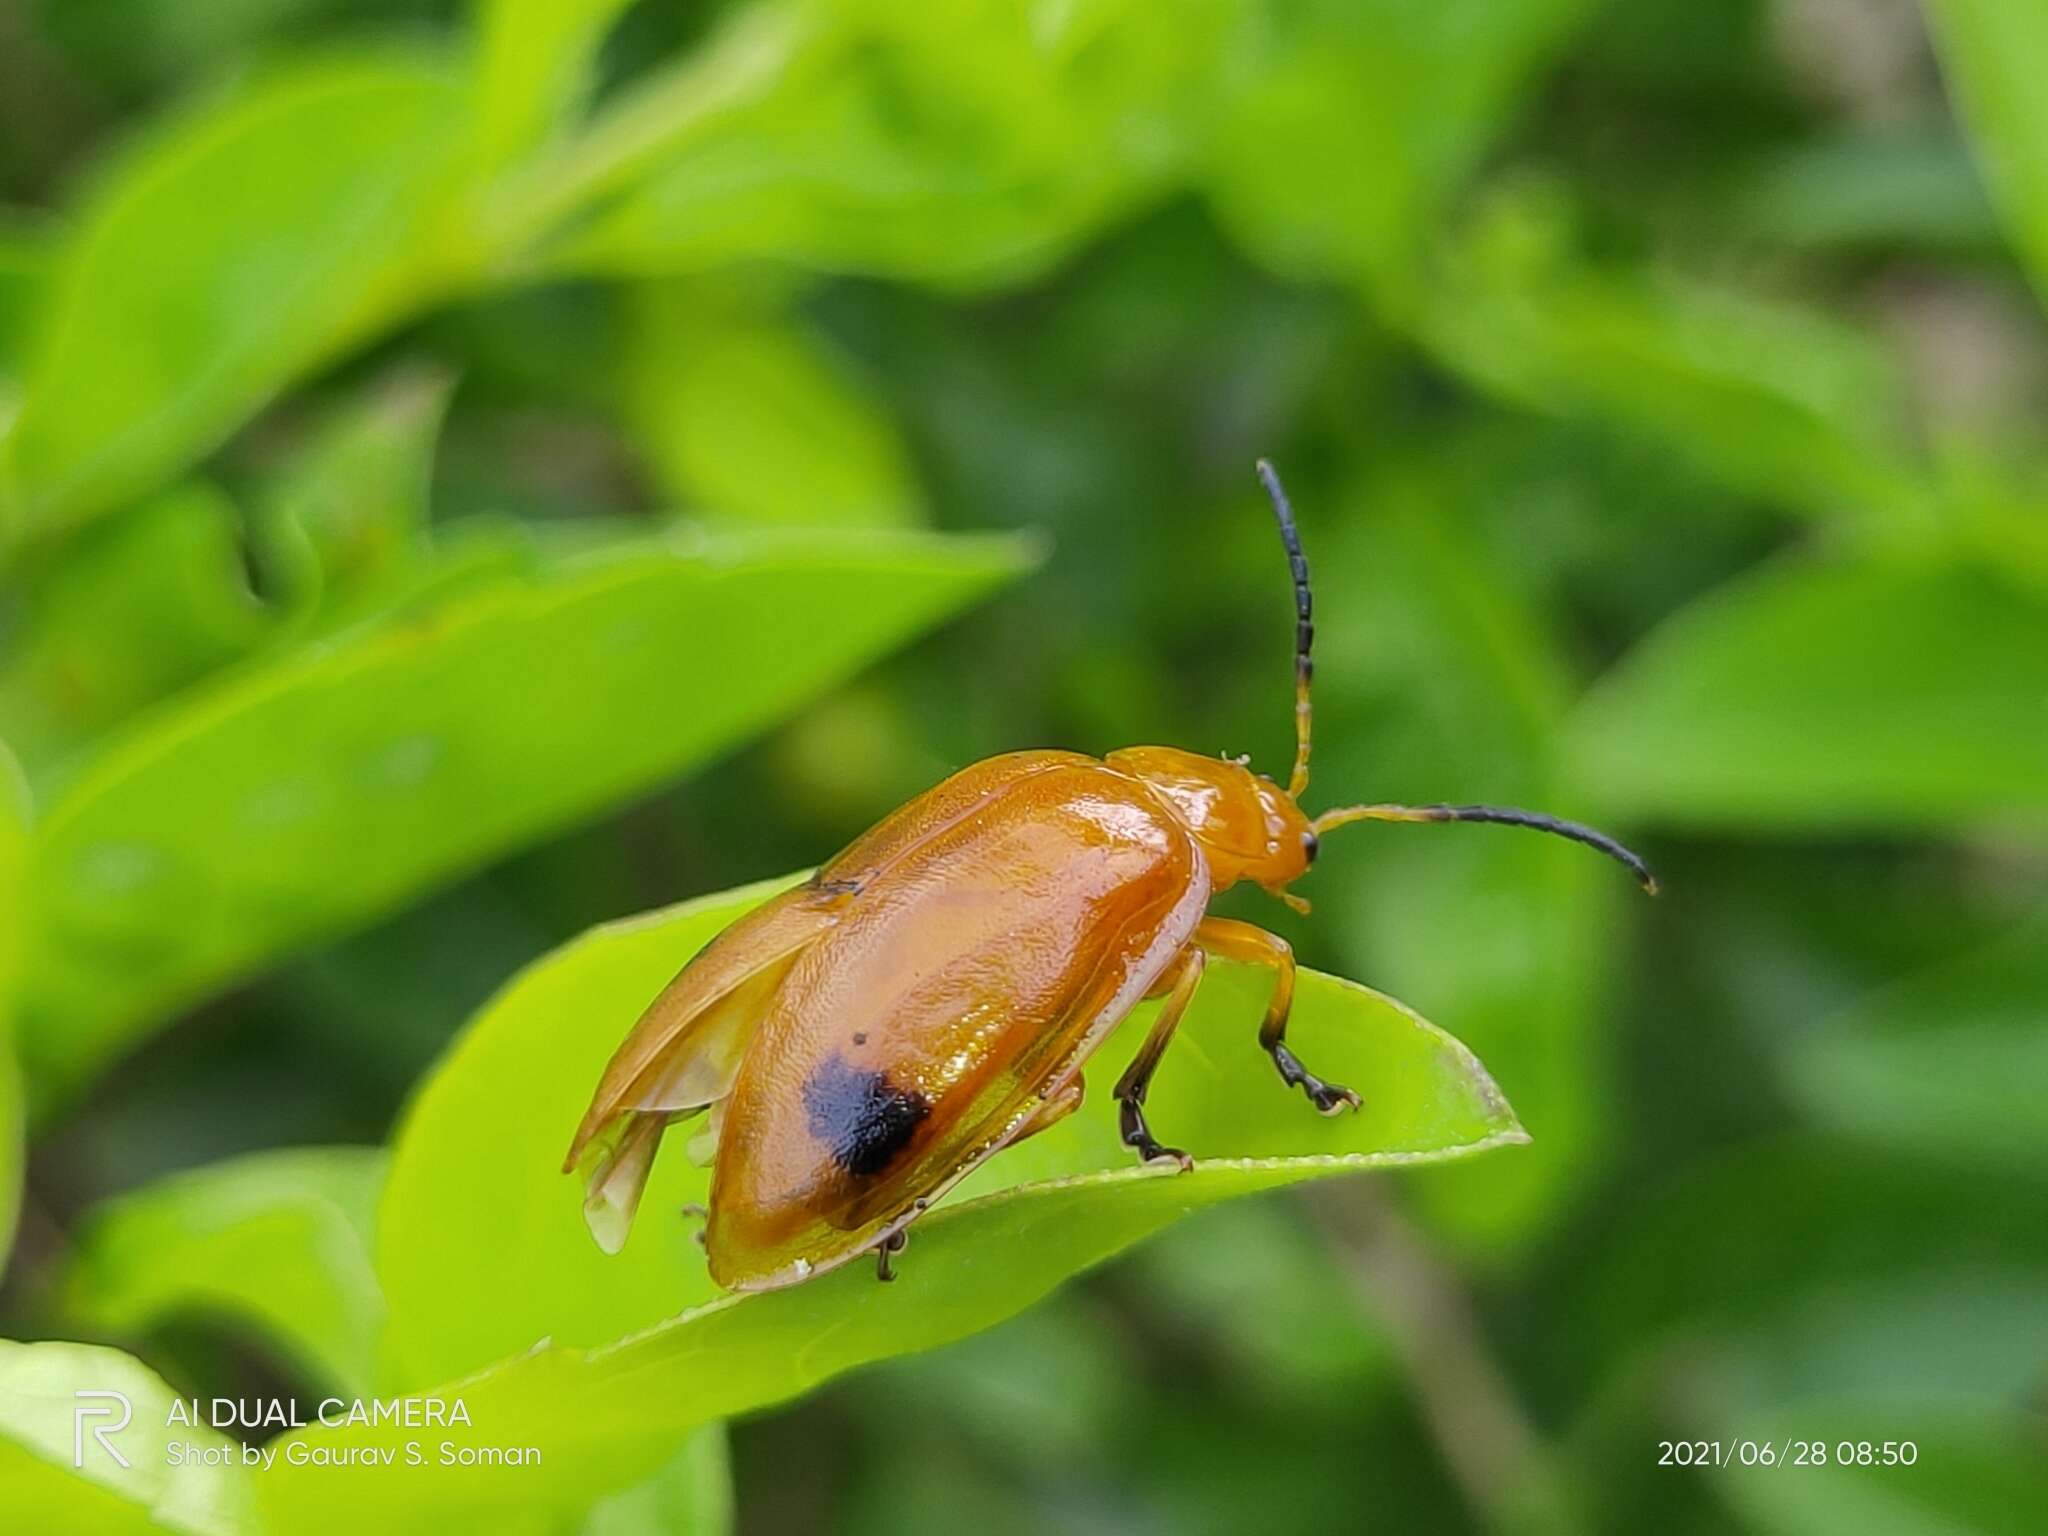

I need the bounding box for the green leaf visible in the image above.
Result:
[0,1338,255,1535]
[0,53,468,548]
[38,0,334,96]
[622,283,923,526]
[548,0,1211,288]
[20,528,1032,1110]
[0,482,272,786]
[1420,190,1927,531]
[1778,914,2048,1173]
[375,872,788,1390]
[0,210,50,390]
[251,367,454,627]
[61,1147,387,1396]
[1924,0,2048,308]
[473,0,637,171]
[1205,0,1594,307]
[1565,554,2048,832]
[579,1426,733,1536]
[1712,1401,2048,1536]
[0,744,26,1270]
[341,873,1520,1528]
[1728,131,2003,257]
[41,1141,727,1534]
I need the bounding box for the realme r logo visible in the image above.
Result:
[73,1390,132,1469]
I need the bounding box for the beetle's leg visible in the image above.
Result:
[1195,916,1361,1115]
[1114,946,1205,1172]
[871,1081,1084,1282]
[1009,1077,1085,1148]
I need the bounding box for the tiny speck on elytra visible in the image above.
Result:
[852,1032,867,1046]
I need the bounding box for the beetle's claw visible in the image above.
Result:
[1119,1099,1192,1172]
[874,1228,908,1283]
[1269,1041,1361,1116]
[1309,1082,1362,1116]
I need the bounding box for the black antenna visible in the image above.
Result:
[1256,458,1314,799]
[1312,802,1659,894]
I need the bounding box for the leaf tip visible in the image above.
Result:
[1002,525,1054,572]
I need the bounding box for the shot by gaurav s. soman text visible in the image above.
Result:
[2,2,2042,1532]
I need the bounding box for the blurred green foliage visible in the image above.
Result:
[1,0,2044,1533]
[61,1146,386,1397]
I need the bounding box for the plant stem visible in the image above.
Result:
[482,2,804,265]
[1309,1184,1581,1536]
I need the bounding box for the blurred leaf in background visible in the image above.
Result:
[1776,911,2048,1171]
[19,527,1028,1110]
[1567,552,2048,831]
[0,481,271,779]
[0,744,27,1270]
[622,279,925,526]
[1926,0,2048,301]
[548,0,1216,287]
[1205,0,1595,308]
[0,52,470,545]
[61,1145,386,1396]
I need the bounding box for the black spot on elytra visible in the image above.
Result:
[852,1031,867,1046]
[802,1054,930,1178]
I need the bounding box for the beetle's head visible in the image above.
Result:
[1105,745,1316,898]
[1115,462,1657,912]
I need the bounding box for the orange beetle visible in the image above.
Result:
[566,462,1654,1291]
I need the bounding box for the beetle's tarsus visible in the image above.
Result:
[679,1202,710,1249]
[808,872,867,902]
[1118,1098,1192,1172]
[874,1228,908,1282]
[1269,1041,1360,1116]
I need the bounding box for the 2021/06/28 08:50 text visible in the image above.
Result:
[1658,1440,1919,1469]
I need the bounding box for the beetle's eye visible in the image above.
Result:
[1302,829,1319,866]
